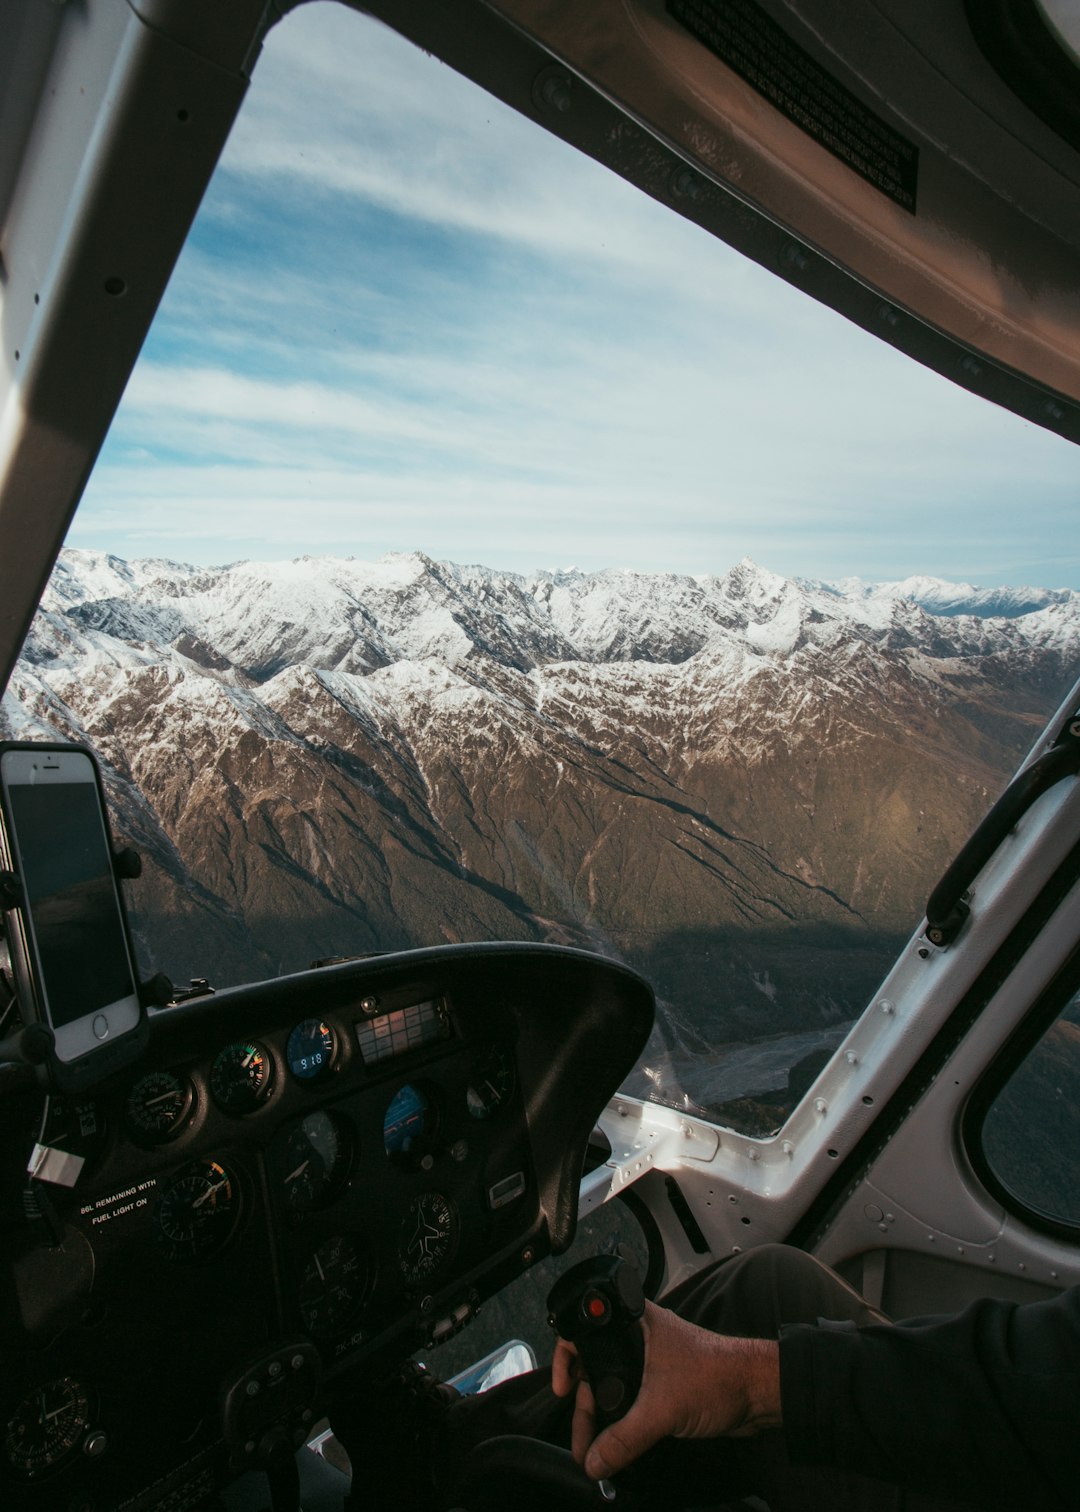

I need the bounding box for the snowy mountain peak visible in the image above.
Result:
[722,556,789,601]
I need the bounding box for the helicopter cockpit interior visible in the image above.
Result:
[2,3,1080,1510]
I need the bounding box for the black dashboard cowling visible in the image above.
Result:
[0,941,654,1512]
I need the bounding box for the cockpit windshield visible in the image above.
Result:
[3,1,1079,1137]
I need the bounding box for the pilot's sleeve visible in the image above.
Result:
[778,1286,1080,1512]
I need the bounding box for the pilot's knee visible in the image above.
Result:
[666,1243,847,1338]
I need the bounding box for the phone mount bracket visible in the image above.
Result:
[0,1002,151,1092]
[0,852,157,1092]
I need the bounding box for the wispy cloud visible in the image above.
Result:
[75,0,1080,588]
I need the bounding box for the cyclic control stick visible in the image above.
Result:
[547,1253,645,1427]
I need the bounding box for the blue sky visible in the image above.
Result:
[73,2,1080,587]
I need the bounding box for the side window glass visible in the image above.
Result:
[977,992,1080,1227]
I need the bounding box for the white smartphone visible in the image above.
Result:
[0,745,142,1062]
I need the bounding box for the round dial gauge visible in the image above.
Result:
[286,1018,336,1083]
[125,1070,194,1142]
[279,1111,352,1214]
[5,1378,91,1478]
[467,1047,515,1120]
[398,1192,458,1284]
[154,1159,239,1262]
[299,1235,373,1338]
[383,1084,430,1156]
[210,1042,272,1114]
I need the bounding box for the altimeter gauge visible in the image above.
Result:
[210,1041,273,1114]
[5,1378,92,1478]
[398,1192,458,1284]
[154,1159,239,1262]
[125,1070,195,1142]
[299,1235,374,1338]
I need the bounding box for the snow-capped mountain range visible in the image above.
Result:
[5,550,1079,1117]
[29,549,1080,675]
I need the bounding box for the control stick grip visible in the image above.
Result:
[547,1254,645,1427]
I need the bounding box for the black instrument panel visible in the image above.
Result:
[0,943,654,1512]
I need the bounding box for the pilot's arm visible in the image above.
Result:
[781,1287,1079,1510]
[553,1285,1079,1512]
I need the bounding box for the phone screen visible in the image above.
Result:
[6,781,136,1028]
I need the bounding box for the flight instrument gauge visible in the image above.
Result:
[286,1018,336,1083]
[210,1041,273,1114]
[125,1070,195,1142]
[466,1046,515,1120]
[5,1378,91,1478]
[154,1159,239,1262]
[279,1111,352,1214]
[299,1235,374,1338]
[398,1192,458,1284]
[383,1083,431,1157]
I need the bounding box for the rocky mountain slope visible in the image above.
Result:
[4,550,1078,1117]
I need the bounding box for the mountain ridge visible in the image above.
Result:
[5,549,1079,1120]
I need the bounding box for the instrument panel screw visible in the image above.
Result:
[521,1246,535,1266]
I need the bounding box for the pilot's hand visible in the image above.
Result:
[551,1299,781,1480]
